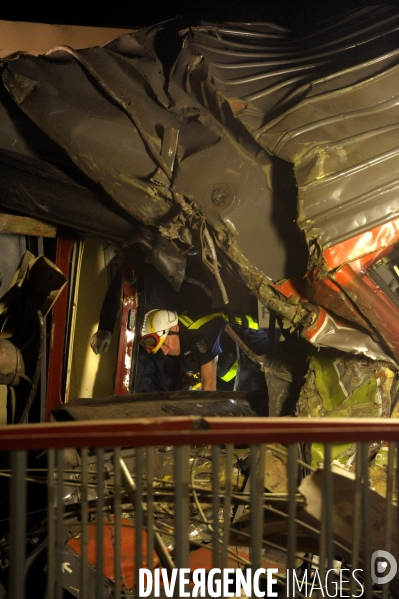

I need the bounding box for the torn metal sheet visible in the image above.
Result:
[0,251,66,422]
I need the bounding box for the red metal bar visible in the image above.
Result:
[1,417,399,451]
[45,235,77,420]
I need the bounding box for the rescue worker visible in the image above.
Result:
[90,250,268,393]
[140,308,269,392]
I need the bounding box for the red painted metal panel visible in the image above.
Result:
[45,235,77,420]
[1,417,399,451]
[68,518,160,589]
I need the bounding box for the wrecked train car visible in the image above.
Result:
[1,5,399,425]
[2,8,399,599]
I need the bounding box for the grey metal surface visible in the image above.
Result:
[259,61,399,249]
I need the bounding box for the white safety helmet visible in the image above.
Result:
[140,309,178,353]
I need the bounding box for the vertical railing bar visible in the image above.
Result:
[287,444,297,596]
[146,447,155,574]
[250,444,265,573]
[318,444,330,588]
[135,448,144,597]
[361,442,372,599]
[47,449,55,599]
[55,449,64,599]
[324,444,333,571]
[96,448,105,599]
[10,450,27,599]
[113,448,122,599]
[212,445,220,569]
[80,447,89,599]
[382,442,395,599]
[350,444,363,599]
[174,445,190,572]
[221,444,234,571]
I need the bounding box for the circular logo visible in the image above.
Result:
[371,550,397,585]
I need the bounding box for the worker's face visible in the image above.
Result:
[160,325,180,356]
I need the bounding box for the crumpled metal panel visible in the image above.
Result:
[2,25,306,281]
[178,5,399,131]
[3,48,175,225]
[260,61,399,249]
[177,5,399,252]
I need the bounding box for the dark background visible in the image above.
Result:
[2,0,399,31]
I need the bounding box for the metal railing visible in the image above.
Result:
[0,417,398,599]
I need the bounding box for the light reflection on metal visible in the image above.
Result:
[323,217,399,269]
[114,253,139,395]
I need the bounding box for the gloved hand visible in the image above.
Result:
[90,330,112,354]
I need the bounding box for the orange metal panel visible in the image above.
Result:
[323,217,399,269]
